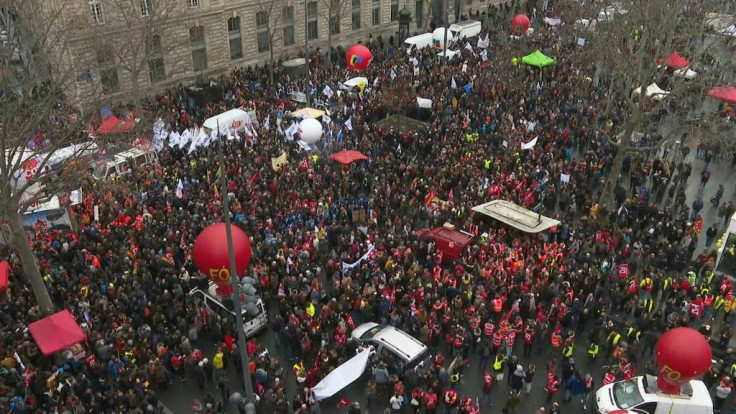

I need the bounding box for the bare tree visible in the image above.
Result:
[0,0,113,315]
[84,0,187,113]
[576,0,735,207]
[256,0,285,83]
[319,0,351,66]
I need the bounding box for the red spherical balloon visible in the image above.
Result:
[655,327,712,394]
[511,14,530,35]
[346,44,373,71]
[193,223,252,288]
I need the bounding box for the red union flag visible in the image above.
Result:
[595,231,603,243]
[618,264,629,278]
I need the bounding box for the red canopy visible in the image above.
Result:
[0,261,8,293]
[708,85,736,104]
[665,52,690,69]
[28,310,86,356]
[328,150,369,165]
[97,116,135,134]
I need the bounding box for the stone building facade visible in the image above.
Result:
[42,0,501,106]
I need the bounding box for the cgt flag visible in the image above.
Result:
[617,264,629,278]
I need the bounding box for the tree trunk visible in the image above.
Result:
[8,210,55,315]
[269,43,275,84]
[599,122,636,209]
[131,72,142,116]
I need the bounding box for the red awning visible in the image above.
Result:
[665,52,690,69]
[708,85,736,104]
[0,261,8,293]
[328,150,369,165]
[96,116,135,134]
[28,310,87,356]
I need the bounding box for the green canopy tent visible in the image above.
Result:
[521,50,556,79]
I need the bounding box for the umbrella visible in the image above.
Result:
[328,150,369,165]
[708,85,736,104]
[521,50,556,68]
[665,52,690,70]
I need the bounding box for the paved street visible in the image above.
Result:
[160,134,736,414]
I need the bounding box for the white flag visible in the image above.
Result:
[344,118,353,131]
[481,49,488,61]
[477,34,490,48]
[264,115,270,130]
[451,77,457,89]
[323,114,332,125]
[323,85,334,99]
[373,77,379,87]
[168,131,181,148]
[464,42,474,53]
[175,179,184,199]
[390,69,397,81]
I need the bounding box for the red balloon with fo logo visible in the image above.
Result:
[193,223,252,296]
[655,327,711,394]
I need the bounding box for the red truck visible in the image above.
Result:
[414,224,475,262]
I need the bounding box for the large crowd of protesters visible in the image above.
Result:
[2,0,736,413]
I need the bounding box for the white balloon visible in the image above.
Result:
[298,118,323,144]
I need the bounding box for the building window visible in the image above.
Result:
[228,17,243,59]
[307,1,318,40]
[351,0,361,30]
[330,0,341,35]
[372,0,380,25]
[282,6,295,46]
[89,0,104,25]
[188,0,199,8]
[190,25,207,71]
[141,0,152,16]
[256,12,269,53]
[96,49,118,92]
[147,34,166,82]
[149,58,165,82]
[391,0,398,21]
[415,0,423,28]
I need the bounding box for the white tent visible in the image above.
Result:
[674,68,698,79]
[202,109,250,131]
[633,83,669,100]
[343,77,368,90]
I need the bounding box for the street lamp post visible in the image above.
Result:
[217,123,256,414]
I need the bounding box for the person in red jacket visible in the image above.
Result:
[523,325,536,357]
[546,369,561,401]
[423,389,439,414]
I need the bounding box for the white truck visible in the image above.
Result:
[595,376,713,414]
[448,20,482,40]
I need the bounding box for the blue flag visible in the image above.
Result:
[463,84,472,95]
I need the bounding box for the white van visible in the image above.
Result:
[449,20,482,40]
[595,376,713,414]
[188,282,268,338]
[351,323,431,371]
[92,146,158,180]
[401,33,434,54]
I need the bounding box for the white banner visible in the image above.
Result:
[417,97,433,109]
[521,137,538,150]
[342,246,375,275]
[312,348,372,401]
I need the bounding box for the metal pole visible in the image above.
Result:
[443,0,448,67]
[305,0,311,106]
[218,121,256,414]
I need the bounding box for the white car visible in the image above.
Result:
[351,323,431,371]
